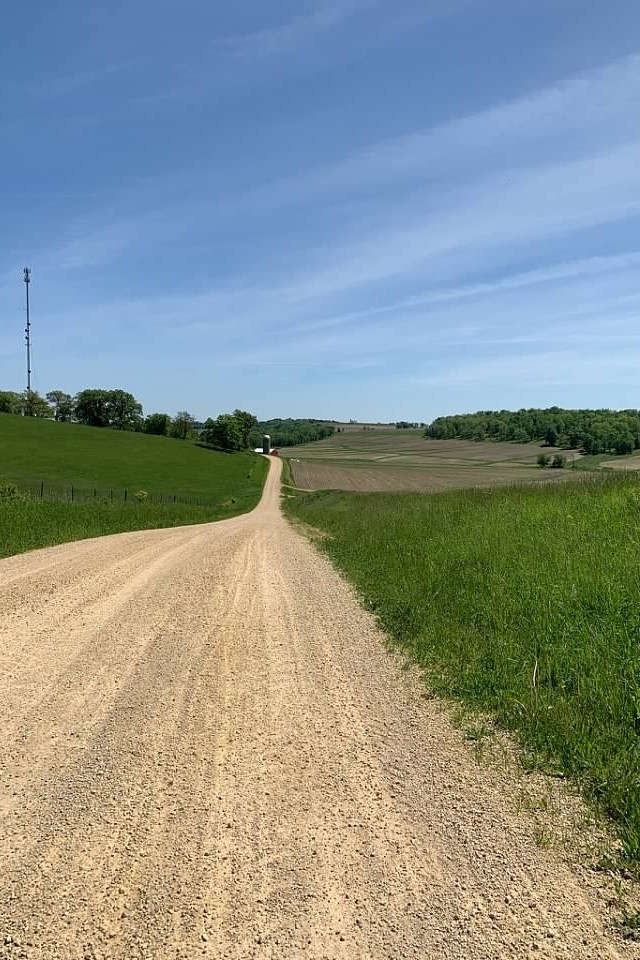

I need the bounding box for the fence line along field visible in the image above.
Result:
[0,414,268,558]
[283,429,577,492]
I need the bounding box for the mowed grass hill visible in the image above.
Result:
[0,414,268,558]
[283,429,575,492]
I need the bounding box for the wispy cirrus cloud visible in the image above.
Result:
[6,52,639,315]
[267,142,640,307]
[36,245,640,360]
[137,0,469,106]
[27,232,640,416]
[231,52,640,215]
[6,44,640,410]
[6,61,136,104]
[270,252,640,338]
[214,0,379,60]
[211,0,468,62]
[415,348,640,388]
[85,54,640,311]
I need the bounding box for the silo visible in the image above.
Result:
[262,435,271,454]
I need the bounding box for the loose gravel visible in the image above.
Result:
[0,457,636,959]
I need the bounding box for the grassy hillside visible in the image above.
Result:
[285,474,640,869]
[0,414,268,557]
[0,413,264,500]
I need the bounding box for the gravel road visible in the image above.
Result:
[0,456,636,959]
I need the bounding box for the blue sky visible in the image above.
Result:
[1,0,639,422]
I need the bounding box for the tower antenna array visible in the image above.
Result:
[23,267,31,392]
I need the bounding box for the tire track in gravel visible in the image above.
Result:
[0,456,636,959]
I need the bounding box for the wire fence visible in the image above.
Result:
[13,480,219,509]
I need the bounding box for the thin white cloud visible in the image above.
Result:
[16,62,135,102]
[212,0,466,63]
[416,349,640,388]
[4,43,639,409]
[15,235,640,414]
[23,52,637,300]
[36,245,640,359]
[134,0,469,106]
[271,143,640,305]
[215,0,378,60]
[231,53,640,214]
[277,251,640,337]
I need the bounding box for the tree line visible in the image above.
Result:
[249,419,336,447]
[0,387,261,453]
[425,407,640,455]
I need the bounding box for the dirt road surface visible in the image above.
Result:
[0,457,635,959]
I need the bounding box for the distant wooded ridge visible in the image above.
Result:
[251,419,336,447]
[426,408,640,455]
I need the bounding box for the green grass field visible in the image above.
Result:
[285,474,640,869]
[0,414,268,557]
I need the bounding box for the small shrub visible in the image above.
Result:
[537,453,551,469]
[135,489,148,502]
[0,480,22,501]
[625,489,640,510]
[551,453,566,469]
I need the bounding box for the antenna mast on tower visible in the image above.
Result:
[23,267,32,392]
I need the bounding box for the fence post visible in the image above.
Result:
[71,485,74,502]
[40,481,44,498]
[124,488,128,502]
[110,489,113,503]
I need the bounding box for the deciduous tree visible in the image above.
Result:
[22,390,52,418]
[0,390,23,414]
[171,410,195,440]
[202,414,244,452]
[74,389,142,429]
[232,409,258,449]
[46,390,74,422]
[144,412,171,436]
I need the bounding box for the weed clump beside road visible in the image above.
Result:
[285,474,640,868]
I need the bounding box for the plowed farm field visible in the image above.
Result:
[284,431,577,492]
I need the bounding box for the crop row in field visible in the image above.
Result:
[284,431,576,492]
[284,430,549,461]
[284,473,640,869]
[288,459,566,492]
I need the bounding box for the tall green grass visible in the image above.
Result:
[285,475,640,865]
[0,497,250,559]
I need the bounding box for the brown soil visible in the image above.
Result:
[0,457,636,959]
[289,459,549,492]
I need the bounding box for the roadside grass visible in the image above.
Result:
[284,473,640,871]
[280,456,294,487]
[0,498,245,559]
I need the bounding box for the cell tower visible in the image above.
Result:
[23,267,31,392]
